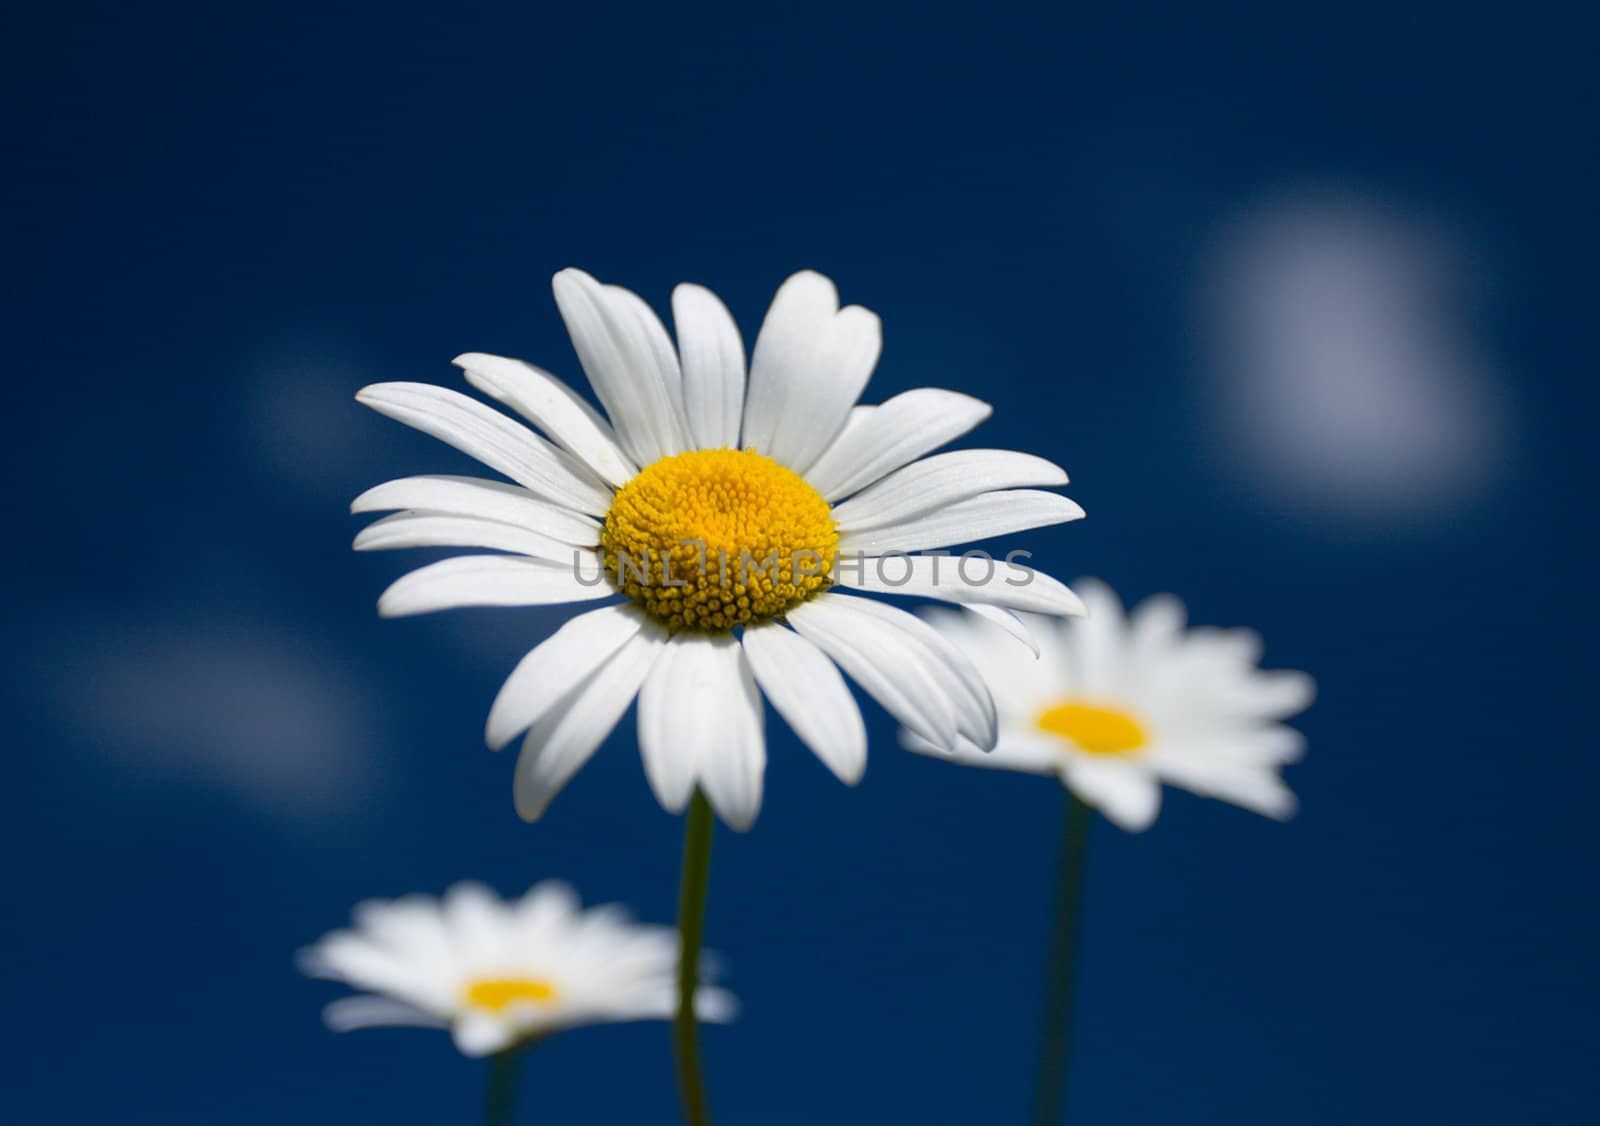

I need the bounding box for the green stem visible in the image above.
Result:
[485,1042,526,1126]
[1030,793,1093,1126]
[673,790,716,1126]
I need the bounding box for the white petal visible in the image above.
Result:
[1250,670,1317,718]
[744,271,882,471]
[1063,757,1162,831]
[441,880,506,956]
[1187,625,1265,667]
[635,650,698,815]
[486,603,649,750]
[348,899,455,980]
[377,555,612,618]
[323,995,446,1032]
[741,621,867,785]
[1226,726,1308,766]
[610,283,689,415]
[742,272,836,454]
[901,728,1063,776]
[773,305,880,471]
[987,731,1071,774]
[832,595,996,749]
[1063,578,1128,698]
[695,643,766,832]
[298,934,423,996]
[961,603,1040,655]
[513,625,666,821]
[354,512,572,561]
[831,449,1068,531]
[552,269,688,465]
[672,284,745,450]
[803,388,992,501]
[837,553,1086,617]
[455,352,637,487]
[1127,592,1187,668]
[1215,772,1299,819]
[451,1012,513,1057]
[351,475,600,546]
[511,880,581,936]
[356,383,612,514]
[785,594,959,749]
[1158,630,1315,725]
[1147,747,1299,820]
[917,605,1059,715]
[636,634,765,830]
[813,406,873,466]
[839,490,1084,556]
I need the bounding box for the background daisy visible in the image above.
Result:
[298,879,735,1057]
[903,578,1315,830]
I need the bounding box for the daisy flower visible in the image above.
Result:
[904,579,1314,831]
[297,880,735,1057]
[353,268,1085,830]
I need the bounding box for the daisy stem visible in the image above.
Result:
[1030,793,1093,1126]
[673,789,716,1126]
[484,1042,527,1126]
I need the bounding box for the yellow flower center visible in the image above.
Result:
[600,448,838,632]
[1037,700,1148,756]
[463,977,560,1012]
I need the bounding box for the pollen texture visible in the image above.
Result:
[1037,701,1148,756]
[600,448,838,632]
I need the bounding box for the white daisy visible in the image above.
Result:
[904,579,1315,831]
[298,880,736,1057]
[353,268,1085,830]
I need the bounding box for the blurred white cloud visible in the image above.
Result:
[1200,190,1512,525]
[38,616,384,822]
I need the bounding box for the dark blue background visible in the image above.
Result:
[7,3,1594,1122]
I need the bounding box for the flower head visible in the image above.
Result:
[904,580,1314,831]
[298,881,734,1056]
[354,269,1084,829]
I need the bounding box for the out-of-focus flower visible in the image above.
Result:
[298,881,735,1056]
[902,580,1314,831]
[353,269,1084,830]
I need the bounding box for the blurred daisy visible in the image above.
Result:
[354,269,1084,830]
[904,580,1314,831]
[298,880,735,1056]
